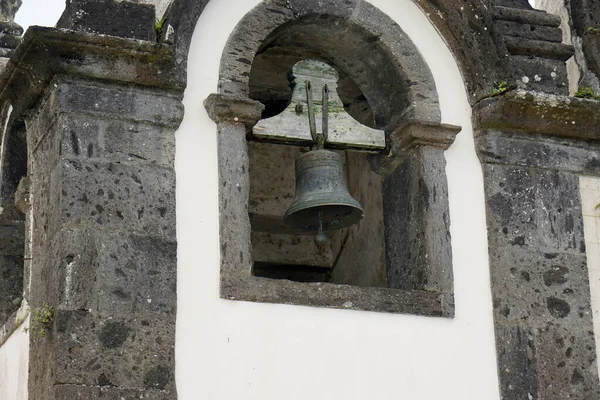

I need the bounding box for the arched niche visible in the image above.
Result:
[217,0,440,131]
[202,0,462,315]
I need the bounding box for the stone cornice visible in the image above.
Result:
[0,26,184,119]
[474,90,600,141]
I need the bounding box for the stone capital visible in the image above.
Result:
[203,93,264,129]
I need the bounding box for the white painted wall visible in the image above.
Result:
[175,1,500,399]
[580,176,600,379]
[0,319,29,400]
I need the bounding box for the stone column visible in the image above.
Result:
[0,25,184,399]
[380,123,460,302]
[475,91,600,399]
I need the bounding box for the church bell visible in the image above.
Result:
[284,149,364,233]
[283,80,364,245]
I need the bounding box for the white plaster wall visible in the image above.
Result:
[580,176,600,379]
[175,1,500,399]
[0,319,29,400]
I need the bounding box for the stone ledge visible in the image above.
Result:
[221,274,454,317]
[0,26,183,119]
[474,90,600,141]
[493,6,561,27]
[504,36,574,61]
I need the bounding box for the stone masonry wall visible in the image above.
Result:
[25,78,182,399]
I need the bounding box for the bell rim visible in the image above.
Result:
[283,201,364,232]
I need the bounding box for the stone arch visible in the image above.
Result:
[166,0,506,105]
[217,0,440,131]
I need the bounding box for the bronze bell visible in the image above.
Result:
[283,79,364,247]
[284,149,364,234]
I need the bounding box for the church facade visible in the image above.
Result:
[1,0,600,399]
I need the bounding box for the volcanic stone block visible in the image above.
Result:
[495,324,538,400]
[490,246,590,323]
[477,130,600,175]
[383,146,453,293]
[54,310,175,391]
[484,165,585,253]
[54,385,175,400]
[0,254,24,322]
[57,0,156,41]
[56,82,184,128]
[536,324,600,399]
[56,160,175,239]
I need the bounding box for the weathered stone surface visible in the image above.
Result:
[56,160,175,239]
[509,56,570,94]
[0,0,21,22]
[504,36,574,60]
[566,0,600,80]
[204,93,264,129]
[477,130,600,175]
[495,20,563,42]
[0,253,23,322]
[54,384,175,400]
[474,90,600,141]
[329,151,387,288]
[57,0,156,41]
[495,324,538,399]
[45,228,176,314]
[54,311,175,390]
[252,231,333,268]
[482,157,600,398]
[0,27,182,120]
[494,6,561,27]
[13,29,183,400]
[490,246,590,323]
[484,165,585,253]
[536,324,600,399]
[383,146,453,294]
[484,165,585,254]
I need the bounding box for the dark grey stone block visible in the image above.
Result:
[484,165,585,254]
[536,324,600,399]
[489,246,590,323]
[383,147,453,294]
[495,324,539,400]
[54,310,175,391]
[477,130,600,175]
[54,384,175,399]
[57,81,184,128]
[57,0,156,41]
[56,159,175,239]
[0,254,23,322]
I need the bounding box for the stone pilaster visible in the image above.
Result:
[0,25,183,399]
[475,91,600,399]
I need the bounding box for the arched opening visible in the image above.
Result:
[210,0,456,306]
[0,111,28,324]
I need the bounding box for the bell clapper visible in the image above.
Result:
[314,211,330,251]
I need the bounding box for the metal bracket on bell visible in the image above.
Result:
[252,59,385,151]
